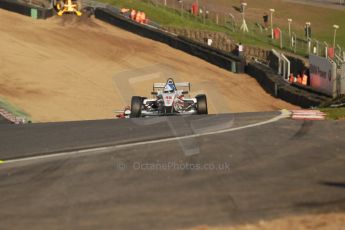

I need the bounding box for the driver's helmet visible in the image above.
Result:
[164,81,176,93]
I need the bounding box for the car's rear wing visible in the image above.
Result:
[153,82,191,91]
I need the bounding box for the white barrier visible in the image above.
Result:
[281,53,291,82]
[271,49,290,82]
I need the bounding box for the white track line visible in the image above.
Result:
[1,110,291,165]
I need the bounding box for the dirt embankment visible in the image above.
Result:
[184,212,345,230]
[0,9,297,122]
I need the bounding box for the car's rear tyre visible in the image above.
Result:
[196,94,208,115]
[83,7,95,17]
[130,96,142,118]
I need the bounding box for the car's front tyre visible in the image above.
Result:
[130,96,142,118]
[196,94,208,115]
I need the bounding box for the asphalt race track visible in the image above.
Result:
[0,112,345,229]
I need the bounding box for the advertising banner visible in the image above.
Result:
[309,54,337,98]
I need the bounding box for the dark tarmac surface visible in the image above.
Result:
[0,111,345,229]
[0,112,279,160]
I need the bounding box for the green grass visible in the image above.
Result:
[100,0,212,29]
[0,98,30,119]
[99,0,292,50]
[99,0,345,57]
[223,0,345,49]
[320,107,345,120]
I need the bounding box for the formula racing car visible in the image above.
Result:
[129,78,207,118]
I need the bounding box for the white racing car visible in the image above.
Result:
[129,78,207,118]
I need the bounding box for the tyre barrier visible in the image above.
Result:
[0,0,53,19]
[246,63,331,108]
[94,8,244,73]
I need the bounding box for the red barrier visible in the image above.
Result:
[274,28,280,40]
[191,3,198,16]
[328,47,335,59]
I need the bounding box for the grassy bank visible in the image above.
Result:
[232,0,345,48]
[99,0,345,55]
[99,0,280,50]
[321,107,345,120]
[100,0,212,28]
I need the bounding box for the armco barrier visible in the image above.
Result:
[94,8,244,73]
[0,0,53,19]
[246,63,330,108]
